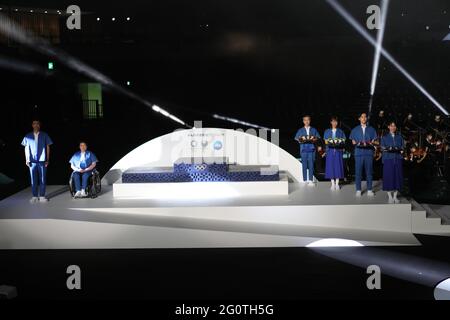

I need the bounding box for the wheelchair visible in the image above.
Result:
[69,169,102,198]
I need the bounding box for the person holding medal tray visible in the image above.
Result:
[381,121,405,204]
[323,116,346,190]
[294,115,321,186]
[350,112,378,197]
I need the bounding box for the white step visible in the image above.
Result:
[412,210,450,236]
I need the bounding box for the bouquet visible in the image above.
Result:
[383,146,403,154]
[298,135,317,144]
[325,138,346,148]
[356,140,377,149]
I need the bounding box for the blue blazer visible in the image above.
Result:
[295,127,321,153]
[349,125,377,156]
[323,128,346,151]
[381,133,404,162]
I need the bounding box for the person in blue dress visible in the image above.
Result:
[69,141,98,198]
[381,121,404,204]
[349,112,377,197]
[294,115,321,185]
[21,119,53,203]
[323,116,346,190]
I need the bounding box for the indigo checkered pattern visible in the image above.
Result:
[122,162,279,183]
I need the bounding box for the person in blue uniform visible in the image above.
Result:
[294,115,321,185]
[69,141,98,198]
[349,112,377,197]
[323,116,346,190]
[381,121,404,204]
[21,119,53,203]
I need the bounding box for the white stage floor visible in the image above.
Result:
[0,182,449,249]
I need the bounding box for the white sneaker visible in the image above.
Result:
[39,197,49,202]
[388,197,394,204]
[367,190,375,197]
[394,198,400,204]
[307,181,315,186]
[30,197,39,203]
[74,191,82,198]
[356,191,362,197]
[81,189,87,197]
[330,184,335,190]
[335,185,340,191]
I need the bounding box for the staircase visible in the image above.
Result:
[410,199,450,235]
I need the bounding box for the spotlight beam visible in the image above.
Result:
[0,13,190,127]
[313,247,450,289]
[212,113,273,131]
[326,0,449,116]
[0,55,48,75]
[369,0,389,97]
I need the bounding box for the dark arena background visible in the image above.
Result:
[1,0,450,310]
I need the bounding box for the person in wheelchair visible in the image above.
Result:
[69,141,99,198]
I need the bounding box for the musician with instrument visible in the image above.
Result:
[323,116,346,190]
[373,109,387,137]
[294,115,321,186]
[381,121,404,204]
[350,112,377,197]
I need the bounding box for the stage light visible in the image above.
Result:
[44,11,48,14]
[96,17,100,21]
[30,10,33,13]
[126,17,130,21]
[369,0,389,98]
[326,0,449,116]
[126,81,131,86]
[47,61,54,70]
[434,278,450,300]
[425,25,430,30]
[306,239,364,247]
[112,17,115,21]
[152,105,187,126]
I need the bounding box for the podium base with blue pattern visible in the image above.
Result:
[122,157,279,183]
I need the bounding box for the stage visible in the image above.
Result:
[1,180,449,249]
[1,128,450,250]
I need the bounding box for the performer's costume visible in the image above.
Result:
[295,127,321,182]
[349,125,377,191]
[323,128,346,180]
[381,133,404,191]
[21,131,53,197]
[69,151,99,192]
